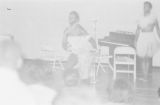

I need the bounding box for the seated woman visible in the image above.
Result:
[62,11,97,83]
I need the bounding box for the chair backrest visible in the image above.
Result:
[114,47,136,55]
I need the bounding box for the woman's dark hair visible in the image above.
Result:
[69,11,80,22]
[144,1,152,9]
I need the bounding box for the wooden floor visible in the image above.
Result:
[19,59,160,105]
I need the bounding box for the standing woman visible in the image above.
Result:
[135,1,160,80]
[62,11,97,83]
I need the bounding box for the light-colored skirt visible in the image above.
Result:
[136,32,160,57]
[67,36,94,79]
[76,52,94,79]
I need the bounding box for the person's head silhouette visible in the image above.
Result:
[0,39,22,69]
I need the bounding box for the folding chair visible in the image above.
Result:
[40,45,64,72]
[95,46,113,75]
[113,46,136,83]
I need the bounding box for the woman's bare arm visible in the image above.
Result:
[155,19,160,38]
[62,28,69,51]
[77,24,88,36]
[135,25,141,47]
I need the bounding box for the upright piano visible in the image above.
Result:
[98,31,136,65]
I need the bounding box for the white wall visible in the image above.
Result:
[0,0,160,65]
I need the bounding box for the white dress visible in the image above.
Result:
[137,14,160,57]
[64,23,94,80]
[68,35,93,79]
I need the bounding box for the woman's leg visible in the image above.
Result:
[149,57,153,73]
[141,57,146,78]
[140,57,148,80]
[146,57,153,78]
[143,57,152,80]
[145,57,149,79]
